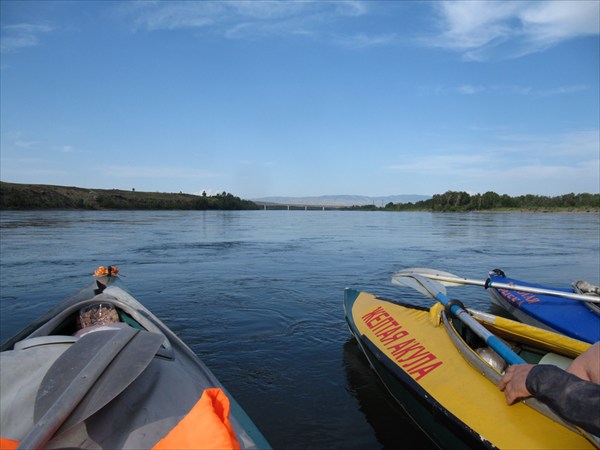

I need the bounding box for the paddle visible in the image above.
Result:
[393,268,600,303]
[392,273,526,365]
[18,327,163,450]
[393,271,600,448]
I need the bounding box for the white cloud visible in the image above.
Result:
[120,0,377,44]
[103,165,220,180]
[386,153,489,174]
[520,1,599,45]
[457,84,485,95]
[453,84,587,97]
[227,1,316,20]
[15,140,37,148]
[427,1,600,60]
[537,85,588,97]
[62,145,78,153]
[489,160,600,195]
[494,129,600,158]
[125,2,218,31]
[1,23,53,53]
[422,83,589,97]
[385,129,600,194]
[0,165,67,177]
[334,32,396,49]
[124,1,309,32]
[3,157,48,164]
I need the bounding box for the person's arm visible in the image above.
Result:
[567,342,600,384]
[500,364,600,436]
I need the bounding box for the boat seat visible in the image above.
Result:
[538,352,573,370]
[14,335,79,350]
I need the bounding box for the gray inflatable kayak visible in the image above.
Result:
[1,268,271,450]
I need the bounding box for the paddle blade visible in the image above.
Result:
[58,330,163,434]
[391,273,447,299]
[392,267,467,287]
[28,327,163,447]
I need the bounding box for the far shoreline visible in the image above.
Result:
[1,181,598,214]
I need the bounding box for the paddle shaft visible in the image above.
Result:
[420,277,600,448]
[433,291,527,365]
[416,272,599,303]
[394,272,600,447]
[397,274,528,366]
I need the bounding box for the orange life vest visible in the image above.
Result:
[1,389,241,450]
[0,438,19,450]
[153,387,241,450]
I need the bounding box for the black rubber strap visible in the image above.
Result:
[445,299,466,317]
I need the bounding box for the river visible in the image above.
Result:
[1,210,598,449]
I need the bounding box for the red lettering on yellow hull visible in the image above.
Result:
[361,307,443,380]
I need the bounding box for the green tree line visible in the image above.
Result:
[381,191,600,212]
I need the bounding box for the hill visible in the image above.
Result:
[0,182,258,210]
[251,194,431,207]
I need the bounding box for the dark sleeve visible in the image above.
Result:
[526,364,600,436]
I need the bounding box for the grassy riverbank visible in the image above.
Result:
[1,182,598,212]
[0,182,258,210]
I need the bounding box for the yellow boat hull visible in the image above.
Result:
[344,289,594,449]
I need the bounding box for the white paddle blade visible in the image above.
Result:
[391,273,447,298]
[392,268,467,287]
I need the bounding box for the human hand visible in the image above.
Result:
[498,364,535,405]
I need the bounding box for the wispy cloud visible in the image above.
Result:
[5,134,83,154]
[15,139,38,149]
[62,145,79,153]
[103,165,220,180]
[537,85,589,97]
[457,84,486,95]
[0,165,67,176]
[495,129,600,158]
[457,84,588,97]
[386,153,490,175]
[3,157,48,165]
[386,129,600,177]
[123,2,219,31]
[423,83,588,97]
[333,32,396,49]
[386,154,599,195]
[1,23,53,54]
[426,1,599,61]
[124,1,317,31]
[119,0,384,46]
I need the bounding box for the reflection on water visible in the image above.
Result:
[343,338,437,449]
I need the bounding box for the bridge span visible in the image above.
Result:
[253,202,344,211]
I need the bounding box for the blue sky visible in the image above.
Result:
[1,1,599,199]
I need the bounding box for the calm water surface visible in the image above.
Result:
[1,210,599,449]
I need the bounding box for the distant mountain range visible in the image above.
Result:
[251,194,431,207]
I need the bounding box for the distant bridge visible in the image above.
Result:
[253,202,345,211]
